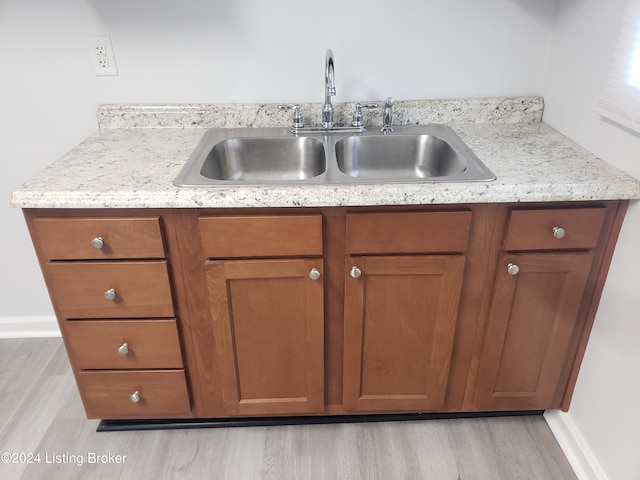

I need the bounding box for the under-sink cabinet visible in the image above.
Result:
[200,214,325,416]
[23,201,627,421]
[342,211,471,412]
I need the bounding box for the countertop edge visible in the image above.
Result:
[11,184,640,210]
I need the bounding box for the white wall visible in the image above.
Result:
[543,0,640,479]
[0,0,557,321]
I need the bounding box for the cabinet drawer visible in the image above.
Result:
[47,261,174,319]
[31,216,165,260]
[200,215,323,257]
[65,319,183,370]
[76,370,191,419]
[346,211,472,254]
[504,207,607,251]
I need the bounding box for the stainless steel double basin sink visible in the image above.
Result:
[173,125,496,186]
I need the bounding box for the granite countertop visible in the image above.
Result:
[11,97,640,209]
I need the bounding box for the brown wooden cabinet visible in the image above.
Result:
[22,201,628,421]
[341,210,471,413]
[24,211,192,420]
[205,258,324,415]
[475,253,594,410]
[196,214,325,416]
[343,255,465,412]
[473,206,612,411]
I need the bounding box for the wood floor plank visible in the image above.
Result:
[262,425,313,480]
[0,371,77,479]
[522,416,581,479]
[267,423,361,480]
[446,416,577,480]
[0,339,578,480]
[356,421,459,479]
[0,338,62,431]
[390,421,460,478]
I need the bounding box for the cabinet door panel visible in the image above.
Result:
[206,258,324,415]
[475,253,593,410]
[343,255,465,412]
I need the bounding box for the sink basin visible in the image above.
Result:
[202,137,326,181]
[333,125,495,183]
[173,129,328,186]
[335,134,466,180]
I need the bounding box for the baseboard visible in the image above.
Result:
[544,410,608,480]
[0,315,60,338]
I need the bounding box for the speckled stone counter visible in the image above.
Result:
[11,97,640,209]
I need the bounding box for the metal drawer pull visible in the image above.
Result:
[104,288,117,301]
[507,263,520,276]
[553,226,566,239]
[350,266,362,278]
[130,391,141,403]
[91,237,105,249]
[309,268,321,280]
[118,343,129,355]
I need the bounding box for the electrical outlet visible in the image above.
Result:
[87,36,118,76]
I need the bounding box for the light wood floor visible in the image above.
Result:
[0,338,577,480]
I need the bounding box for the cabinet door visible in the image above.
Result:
[206,258,324,415]
[343,255,466,412]
[475,253,593,410]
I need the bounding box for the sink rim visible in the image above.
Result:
[173,125,496,187]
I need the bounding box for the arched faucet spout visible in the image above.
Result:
[325,49,335,99]
[322,49,335,128]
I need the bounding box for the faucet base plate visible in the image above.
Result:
[291,125,365,134]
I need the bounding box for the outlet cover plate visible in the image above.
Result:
[87,36,118,76]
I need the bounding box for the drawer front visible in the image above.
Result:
[199,215,323,258]
[346,211,472,254]
[31,216,165,260]
[504,207,607,251]
[47,261,174,319]
[65,319,183,370]
[76,370,191,419]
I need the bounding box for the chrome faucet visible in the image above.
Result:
[280,49,377,133]
[380,97,395,133]
[322,49,336,128]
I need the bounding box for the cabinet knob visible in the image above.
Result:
[91,237,105,249]
[553,226,566,239]
[104,288,117,301]
[309,268,321,280]
[118,343,129,355]
[350,266,362,278]
[507,263,520,276]
[130,391,141,403]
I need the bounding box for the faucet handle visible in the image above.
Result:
[351,102,378,127]
[278,104,304,128]
[380,96,395,133]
